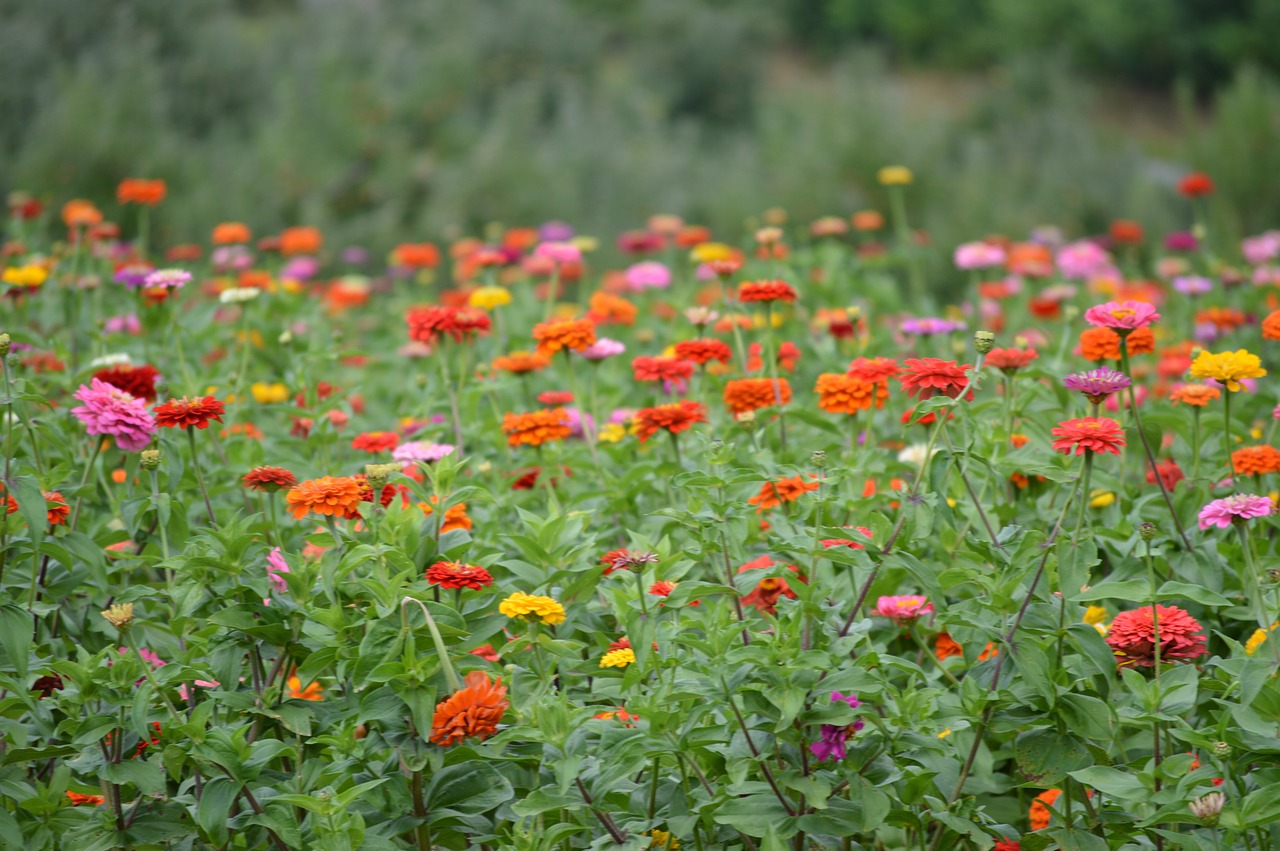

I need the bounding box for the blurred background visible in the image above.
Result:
[3,0,1279,254]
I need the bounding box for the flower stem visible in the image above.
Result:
[186,426,218,527]
[1119,345,1192,550]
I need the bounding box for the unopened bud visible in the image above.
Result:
[811,450,828,469]
[140,449,162,470]
[1189,791,1224,825]
[364,462,398,491]
[153,378,169,397]
[1139,522,1157,541]
[0,333,10,358]
[5,353,16,371]
[101,602,135,633]
[973,331,995,354]
[1213,741,1230,757]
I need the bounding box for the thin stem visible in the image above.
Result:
[1119,345,1192,551]
[186,427,218,527]
[721,678,795,816]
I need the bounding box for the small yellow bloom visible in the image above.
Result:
[877,165,913,186]
[1188,349,1266,392]
[946,497,957,508]
[1093,622,1108,636]
[937,728,952,739]
[571,235,599,253]
[1251,426,1264,440]
[597,423,626,444]
[469,285,512,310]
[251,382,290,404]
[1083,605,1108,626]
[1,264,49,288]
[690,242,734,264]
[599,648,636,669]
[1089,489,1115,509]
[1246,623,1278,656]
[280,277,304,294]
[552,303,579,320]
[646,829,680,849]
[750,312,785,330]
[498,591,566,626]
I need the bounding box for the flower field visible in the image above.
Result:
[2,171,1280,850]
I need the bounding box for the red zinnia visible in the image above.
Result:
[632,356,695,383]
[153,396,225,430]
[1178,172,1214,198]
[537,391,574,406]
[673,339,732,366]
[426,561,494,590]
[737,555,805,615]
[1105,605,1208,668]
[43,491,70,527]
[634,401,707,442]
[1147,458,1185,491]
[242,466,298,492]
[897,358,974,401]
[985,347,1038,375]
[351,431,400,453]
[406,305,491,343]
[1051,417,1126,456]
[93,364,160,402]
[738,280,796,303]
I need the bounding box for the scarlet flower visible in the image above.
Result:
[738,556,804,615]
[279,226,323,255]
[993,839,1021,851]
[634,401,707,443]
[44,491,69,527]
[93,364,160,401]
[815,373,879,414]
[393,243,441,268]
[430,670,509,746]
[285,476,366,520]
[153,396,225,430]
[985,347,1039,375]
[1232,445,1280,476]
[406,305,492,343]
[748,475,820,512]
[1178,172,1214,198]
[537,391,574,406]
[426,561,494,590]
[632,356,695,383]
[242,466,298,492]
[351,431,400,453]
[502,409,572,447]
[1147,459,1185,491]
[738,280,797,303]
[532,317,596,356]
[470,644,500,662]
[723,377,792,414]
[935,633,963,660]
[897,358,974,401]
[674,338,732,365]
[1051,417,1126,456]
[117,178,166,206]
[1109,220,1144,245]
[1106,605,1208,668]
[66,791,106,807]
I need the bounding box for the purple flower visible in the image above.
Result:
[143,268,192,290]
[1165,232,1199,252]
[393,441,456,463]
[342,246,369,265]
[565,408,595,438]
[113,264,154,288]
[1062,368,1131,402]
[1198,494,1274,529]
[809,691,864,762]
[1173,275,1213,296]
[538,221,575,241]
[71,378,157,452]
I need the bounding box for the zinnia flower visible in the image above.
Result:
[1083,301,1160,331]
[153,396,225,430]
[1179,172,1214,198]
[406,305,491,343]
[499,591,566,625]
[723,378,791,414]
[1030,789,1061,831]
[285,675,324,701]
[418,497,472,533]
[351,431,399,453]
[429,670,509,746]
[673,339,732,366]
[1245,623,1277,656]
[1062,368,1130,403]
[634,401,707,443]
[1188,349,1266,391]
[1197,494,1273,529]
[600,647,637,668]
[814,373,879,414]
[71,379,157,452]
[93,364,160,402]
[1170,383,1221,407]
[1051,417,1126,456]
[809,691,864,762]
[426,561,494,590]
[897,358,974,401]
[43,491,70,527]
[875,595,934,623]
[1232,446,1280,477]
[502,409,572,447]
[738,556,803,615]
[532,317,596,356]
[285,476,366,520]
[1105,605,1208,667]
[632,356,695,383]
[985,347,1038,375]
[243,466,298,492]
[493,350,551,373]
[748,475,820,512]
[738,280,796,303]
[393,441,456,463]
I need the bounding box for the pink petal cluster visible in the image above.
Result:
[875,594,934,624]
[264,546,291,605]
[579,337,626,361]
[71,378,157,452]
[1056,240,1115,280]
[533,241,581,265]
[1197,494,1274,529]
[392,441,456,463]
[1082,300,1161,331]
[952,241,1006,270]
[624,261,671,291]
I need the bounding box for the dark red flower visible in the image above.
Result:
[93,364,160,401]
[1178,172,1214,198]
[426,561,494,590]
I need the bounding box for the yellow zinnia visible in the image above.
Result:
[877,165,914,186]
[2,264,49,288]
[1089,489,1115,509]
[646,829,680,849]
[498,591,566,626]
[251,382,290,404]
[1188,349,1266,392]
[599,648,636,669]
[1082,605,1108,626]
[690,242,734,264]
[1246,623,1278,656]
[597,423,626,444]
[469,285,512,310]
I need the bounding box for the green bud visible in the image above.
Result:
[1139,522,1157,541]
[140,449,162,470]
[973,330,995,354]
[0,333,10,358]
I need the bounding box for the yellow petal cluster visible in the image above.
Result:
[498,591,566,625]
[1188,349,1266,392]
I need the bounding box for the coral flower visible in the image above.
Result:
[71,378,157,452]
[285,675,324,701]
[634,401,707,443]
[632,356,695,383]
[492,350,551,374]
[1178,172,1214,198]
[532,317,597,356]
[279,226,322,255]
[499,591,566,625]
[1083,301,1160,331]
[92,364,160,402]
[429,670,509,746]
[426,561,494,590]
[587,291,638,325]
[1197,494,1274,529]
[1079,326,1154,361]
[1051,417,1125,456]
[117,178,166,205]
[985,347,1038,375]
[212,222,251,245]
[935,633,963,660]
[1232,446,1280,476]
[673,339,732,365]
[418,497,472,533]
[1188,349,1266,392]
[723,377,792,414]
[351,431,399,453]
[242,466,298,492]
[815,373,879,414]
[1030,789,1061,831]
[66,791,107,806]
[749,475,820,512]
[285,476,366,520]
[1105,605,1208,667]
[406,305,492,343]
[738,280,797,303]
[62,199,103,228]
[737,556,803,615]
[153,396,225,430]
[875,595,934,623]
[896,358,973,401]
[502,408,572,448]
[1169,383,1221,407]
[44,491,70,527]
[392,243,441,268]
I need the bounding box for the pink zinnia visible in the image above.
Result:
[875,594,934,624]
[1057,240,1115,280]
[1197,494,1274,529]
[71,378,157,452]
[953,241,1006,270]
[533,241,581,264]
[624,261,671,291]
[393,441,456,463]
[578,338,626,361]
[1083,301,1161,331]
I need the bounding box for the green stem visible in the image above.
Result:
[1236,522,1280,669]
[402,596,461,691]
[186,426,218,527]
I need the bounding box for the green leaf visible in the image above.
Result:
[1073,579,1150,602]
[193,776,237,845]
[1013,728,1091,785]
[1057,694,1115,741]
[0,604,32,678]
[1068,766,1148,800]
[6,475,47,544]
[424,762,513,816]
[101,759,165,794]
[1156,581,1231,607]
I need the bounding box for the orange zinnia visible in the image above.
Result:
[393,243,441,268]
[748,475,820,512]
[1169,384,1221,407]
[587,291,638,326]
[634,401,707,443]
[738,280,797,303]
[1029,789,1062,831]
[212,222,251,245]
[286,675,324,701]
[117,178,167,206]
[674,338,732,366]
[43,491,70,528]
[815,373,878,414]
[935,633,963,660]
[1232,445,1280,476]
[418,496,473,533]
[502,409,572,447]
[723,378,792,415]
[1079,326,1154,361]
[429,670,509,746]
[61,199,103,228]
[280,226,323,256]
[285,476,366,520]
[493,350,551,374]
[1263,310,1280,340]
[532,318,596,356]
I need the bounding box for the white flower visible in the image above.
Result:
[219,287,261,304]
[897,443,940,468]
[89,353,131,368]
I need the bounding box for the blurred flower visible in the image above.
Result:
[1178,172,1214,198]
[502,409,571,447]
[749,475,820,512]
[143,268,191,290]
[953,241,1006,269]
[634,401,707,443]
[738,280,796,303]
[393,441,455,463]
[1189,349,1266,391]
[624,261,671,291]
[877,166,913,185]
[533,317,596,356]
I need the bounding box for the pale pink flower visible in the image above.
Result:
[1083,300,1161,331]
[104,313,141,335]
[1242,231,1280,265]
[1057,240,1115,280]
[579,338,625,361]
[623,261,671,291]
[875,594,934,624]
[143,268,192,289]
[264,546,291,605]
[393,441,456,463]
[533,241,581,265]
[71,378,157,452]
[953,241,1007,270]
[1198,494,1273,529]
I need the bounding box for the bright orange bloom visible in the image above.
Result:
[675,225,712,248]
[1030,789,1062,831]
[815,373,878,414]
[1109,220,1144,245]
[1196,306,1247,332]
[279,226,323,256]
[588,291,638,326]
[1232,445,1280,476]
[286,675,324,701]
[66,791,106,806]
[502,409,572,447]
[532,318,596,356]
[61,200,103,228]
[117,178,166,206]
[153,396,225,430]
[1263,310,1280,340]
[632,356,695,383]
[393,243,441,268]
[212,222,251,245]
[1079,326,1154,361]
[242,466,298,492]
[634,401,707,443]
[44,491,69,527]
[935,633,963,660]
[723,378,791,415]
[851,210,884,231]
[674,339,732,365]
[492,350,551,374]
[748,475,820,512]
[419,496,473,533]
[285,476,366,520]
[738,280,796,303]
[1006,243,1054,277]
[1169,384,1221,407]
[430,670,509,746]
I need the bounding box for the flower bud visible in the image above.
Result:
[1189,791,1224,825]
[811,450,828,469]
[364,462,398,491]
[973,331,995,354]
[5,353,16,371]
[140,449,162,470]
[152,378,169,398]
[1213,741,1230,757]
[101,602,135,633]
[0,333,10,358]
[1139,522,1158,541]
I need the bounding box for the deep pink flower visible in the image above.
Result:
[1198,494,1273,529]
[875,594,934,624]
[1083,301,1160,331]
[71,378,157,452]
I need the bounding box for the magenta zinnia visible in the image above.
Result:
[1197,494,1274,529]
[1083,300,1160,331]
[71,378,157,452]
